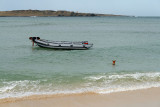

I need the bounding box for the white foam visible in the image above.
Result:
[85,72,160,81]
[0,80,41,94]
[108,72,160,79]
[1,72,160,99]
[0,84,160,99]
[0,85,16,93]
[86,76,106,81]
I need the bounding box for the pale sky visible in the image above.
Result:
[0,0,160,16]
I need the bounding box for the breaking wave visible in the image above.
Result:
[0,72,160,99]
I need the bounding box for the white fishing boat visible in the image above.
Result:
[29,37,93,50]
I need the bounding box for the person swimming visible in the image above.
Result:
[112,60,116,65]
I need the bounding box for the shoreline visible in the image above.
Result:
[1,87,160,107]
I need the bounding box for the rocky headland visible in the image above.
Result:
[0,10,123,17]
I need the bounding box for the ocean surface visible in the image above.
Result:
[0,16,160,99]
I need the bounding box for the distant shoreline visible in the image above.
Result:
[0,10,125,17]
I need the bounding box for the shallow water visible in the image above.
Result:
[0,16,160,99]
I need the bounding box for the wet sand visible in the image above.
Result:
[0,87,160,107]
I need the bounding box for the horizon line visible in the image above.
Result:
[0,9,160,17]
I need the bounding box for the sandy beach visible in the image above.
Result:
[0,87,160,107]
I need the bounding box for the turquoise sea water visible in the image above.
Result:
[0,16,160,99]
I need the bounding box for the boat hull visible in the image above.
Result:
[34,39,93,50]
